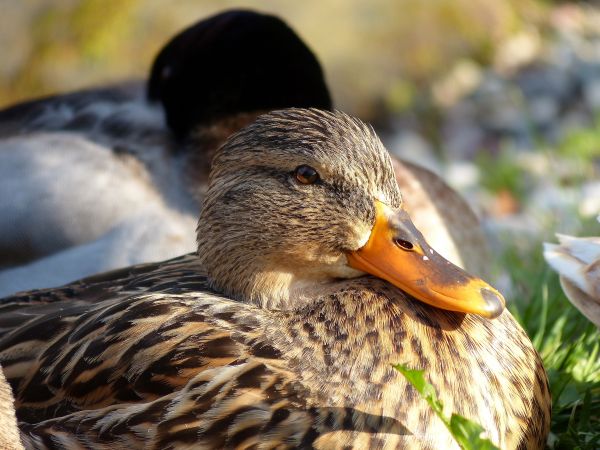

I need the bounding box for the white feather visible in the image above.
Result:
[0,131,199,296]
[544,227,600,327]
[0,207,197,297]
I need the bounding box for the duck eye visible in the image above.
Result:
[294,165,320,185]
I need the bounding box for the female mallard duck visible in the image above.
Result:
[1,109,549,449]
[544,219,600,327]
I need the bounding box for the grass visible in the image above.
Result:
[480,122,600,448]
[557,118,600,164]
[480,116,600,446]
[501,237,600,449]
[394,364,500,450]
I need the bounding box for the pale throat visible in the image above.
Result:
[240,254,366,310]
[203,216,375,309]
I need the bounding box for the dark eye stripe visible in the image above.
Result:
[294,165,320,185]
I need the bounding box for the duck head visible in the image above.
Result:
[197,109,504,318]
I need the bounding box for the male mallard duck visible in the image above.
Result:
[1,109,549,449]
[0,9,331,294]
[544,218,600,327]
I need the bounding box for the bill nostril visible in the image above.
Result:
[394,238,414,251]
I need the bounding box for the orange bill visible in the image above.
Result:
[347,201,505,318]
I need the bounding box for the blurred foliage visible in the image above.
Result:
[1,0,141,103]
[0,0,548,117]
[473,115,600,219]
[476,148,530,200]
[557,117,600,164]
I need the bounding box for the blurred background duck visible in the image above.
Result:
[544,217,600,327]
[0,9,488,297]
[1,110,549,449]
[0,9,331,294]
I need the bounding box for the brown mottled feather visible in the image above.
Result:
[0,109,549,449]
[4,281,548,449]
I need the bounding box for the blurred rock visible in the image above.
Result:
[444,161,480,191]
[432,60,482,108]
[441,119,485,160]
[528,96,559,128]
[583,79,600,111]
[388,2,600,165]
[466,76,528,138]
[494,29,542,74]
[516,64,574,103]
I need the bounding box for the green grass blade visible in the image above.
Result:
[393,363,500,450]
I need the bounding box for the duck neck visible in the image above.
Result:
[276,279,409,367]
[203,259,357,310]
